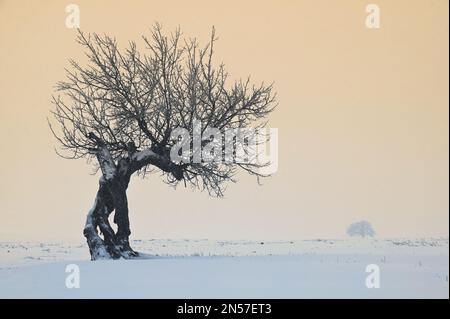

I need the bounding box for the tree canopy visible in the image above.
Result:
[50,25,277,196]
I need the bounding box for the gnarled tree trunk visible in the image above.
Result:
[83,176,138,260]
[82,135,184,260]
[82,140,140,260]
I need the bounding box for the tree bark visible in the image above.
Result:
[83,176,138,260]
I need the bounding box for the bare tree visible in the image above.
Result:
[49,25,277,260]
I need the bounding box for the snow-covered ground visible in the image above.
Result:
[0,238,448,298]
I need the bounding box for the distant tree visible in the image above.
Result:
[347,221,375,238]
[49,25,277,260]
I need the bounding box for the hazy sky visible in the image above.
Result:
[0,0,448,241]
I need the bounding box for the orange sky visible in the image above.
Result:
[0,0,448,240]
